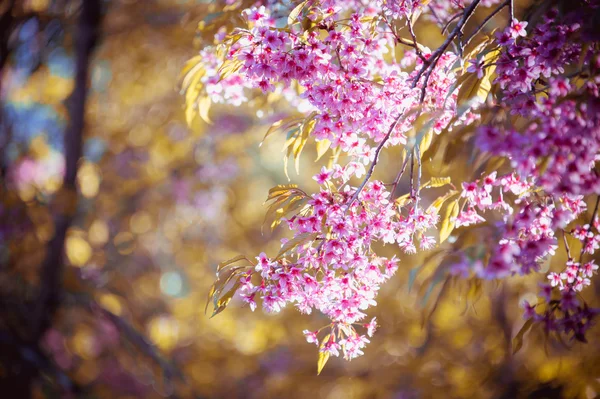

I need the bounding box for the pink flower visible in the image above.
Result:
[302,329,319,345]
[547,272,563,288]
[364,317,377,337]
[583,261,599,278]
[321,340,340,357]
[510,19,528,38]
[313,166,332,185]
[467,58,485,79]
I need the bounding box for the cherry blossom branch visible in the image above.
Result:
[406,21,427,62]
[409,151,415,199]
[563,230,572,260]
[414,144,422,210]
[383,15,427,62]
[389,152,410,195]
[442,12,462,35]
[347,113,403,207]
[350,1,482,206]
[509,0,514,21]
[411,0,481,97]
[464,0,510,47]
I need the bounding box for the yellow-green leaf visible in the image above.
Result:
[317,350,330,375]
[276,232,318,260]
[288,0,308,25]
[456,49,500,105]
[265,185,299,202]
[211,282,241,318]
[512,318,534,354]
[205,282,217,315]
[197,96,212,123]
[317,333,331,375]
[260,117,302,146]
[428,190,458,213]
[439,199,459,243]
[427,177,452,189]
[315,139,331,161]
[217,255,255,273]
[395,193,412,208]
[218,58,243,81]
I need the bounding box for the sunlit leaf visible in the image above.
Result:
[439,199,460,243]
[512,318,534,354]
[218,58,243,81]
[426,177,452,188]
[456,49,500,105]
[288,0,308,25]
[275,232,318,260]
[317,333,331,375]
[216,255,255,273]
[315,139,331,161]
[266,184,299,202]
[197,96,212,124]
[211,282,241,318]
[428,190,459,214]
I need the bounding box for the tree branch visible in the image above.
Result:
[349,1,481,204]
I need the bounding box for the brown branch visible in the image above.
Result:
[414,144,422,209]
[347,113,403,207]
[441,12,462,35]
[562,230,572,260]
[411,0,481,93]
[389,151,410,195]
[32,0,102,340]
[349,1,481,205]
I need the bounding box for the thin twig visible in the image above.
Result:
[347,113,403,207]
[348,0,481,206]
[390,152,410,195]
[411,0,481,93]
[562,230,572,260]
[409,151,415,199]
[509,0,514,21]
[442,12,462,35]
[464,0,509,47]
[428,4,443,27]
[407,22,426,62]
[383,15,427,61]
[414,145,422,210]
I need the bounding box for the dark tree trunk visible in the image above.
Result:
[0,0,102,396]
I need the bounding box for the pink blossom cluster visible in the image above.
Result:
[451,169,600,342]
[225,5,457,156]
[570,216,600,255]
[198,49,249,106]
[236,168,443,358]
[477,12,600,196]
[450,172,586,279]
[522,257,600,343]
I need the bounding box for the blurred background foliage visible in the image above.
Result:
[1,0,600,398]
